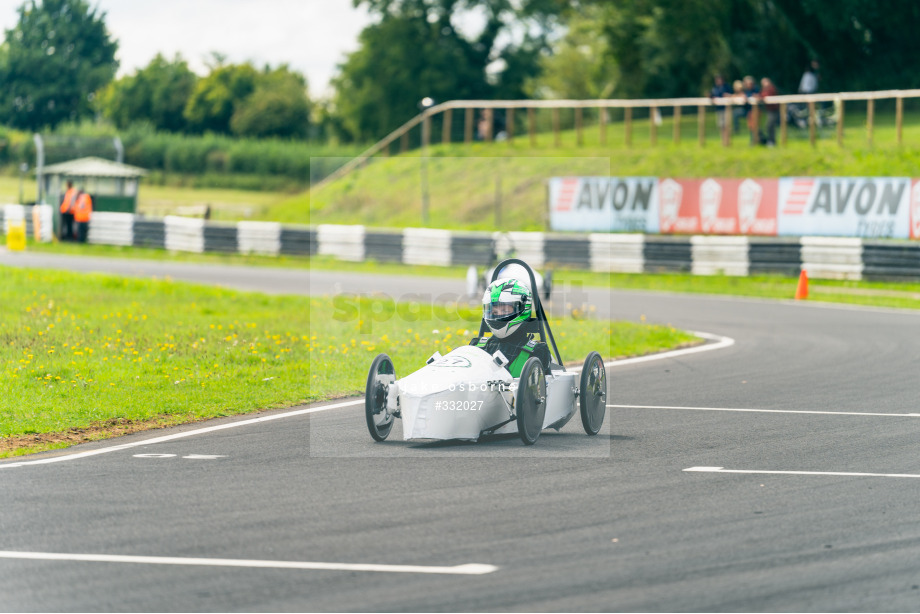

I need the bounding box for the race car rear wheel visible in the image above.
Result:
[579,352,607,435]
[365,353,396,442]
[516,357,546,445]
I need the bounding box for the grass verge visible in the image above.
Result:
[0,266,695,457]
[24,241,920,311]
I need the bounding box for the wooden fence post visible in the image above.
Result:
[808,101,816,147]
[779,103,787,147]
[697,105,705,147]
[464,107,473,144]
[442,109,452,145]
[484,108,493,142]
[896,96,903,146]
[575,107,583,146]
[625,107,632,146]
[599,107,607,146]
[837,100,845,147]
[507,108,514,143]
[552,108,561,147]
[673,106,681,143]
[723,101,732,146]
[867,98,874,146]
[650,105,657,145]
[528,108,536,146]
[401,130,409,153]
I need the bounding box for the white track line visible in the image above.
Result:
[2,330,732,469]
[600,331,733,369]
[684,466,920,479]
[609,404,920,418]
[0,550,497,575]
[0,399,362,470]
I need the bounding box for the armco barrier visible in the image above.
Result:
[5,208,920,283]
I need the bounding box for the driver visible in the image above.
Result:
[470,278,552,377]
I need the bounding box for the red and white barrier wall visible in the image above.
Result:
[549,176,920,240]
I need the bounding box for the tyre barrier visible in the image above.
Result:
[1,204,53,242]
[3,207,920,282]
[87,212,134,246]
[238,221,281,256]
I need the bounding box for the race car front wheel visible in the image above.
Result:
[516,357,546,445]
[579,352,607,435]
[365,353,396,442]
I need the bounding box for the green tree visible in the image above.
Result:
[100,53,197,132]
[230,65,311,138]
[183,62,258,134]
[333,0,560,140]
[526,4,619,99]
[769,0,920,92]
[0,0,118,130]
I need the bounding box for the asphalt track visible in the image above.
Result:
[3,251,920,612]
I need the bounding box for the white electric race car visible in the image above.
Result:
[365,259,607,445]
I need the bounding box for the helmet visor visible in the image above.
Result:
[484,298,525,325]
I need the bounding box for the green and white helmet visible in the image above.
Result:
[483,278,533,339]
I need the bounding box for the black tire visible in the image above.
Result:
[365,353,396,442]
[579,352,607,435]
[516,357,547,445]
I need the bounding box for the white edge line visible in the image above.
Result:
[683,466,920,479]
[608,404,920,418]
[0,551,497,575]
[600,330,734,369]
[3,330,733,469]
[0,399,362,469]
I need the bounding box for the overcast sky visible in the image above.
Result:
[0,0,373,96]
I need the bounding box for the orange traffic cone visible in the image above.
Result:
[795,269,809,300]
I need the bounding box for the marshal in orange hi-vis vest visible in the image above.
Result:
[59,187,78,214]
[73,192,93,223]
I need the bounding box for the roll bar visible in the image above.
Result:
[477,258,564,369]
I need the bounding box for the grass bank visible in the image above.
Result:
[271,109,920,229]
[0,266,694,457]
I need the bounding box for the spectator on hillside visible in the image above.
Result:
[798,59,820,95]
[742,76,760,145]
[759,77,780,146]
[476,111,490,141]
[731,79,746,132]
[710,74,731,133]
